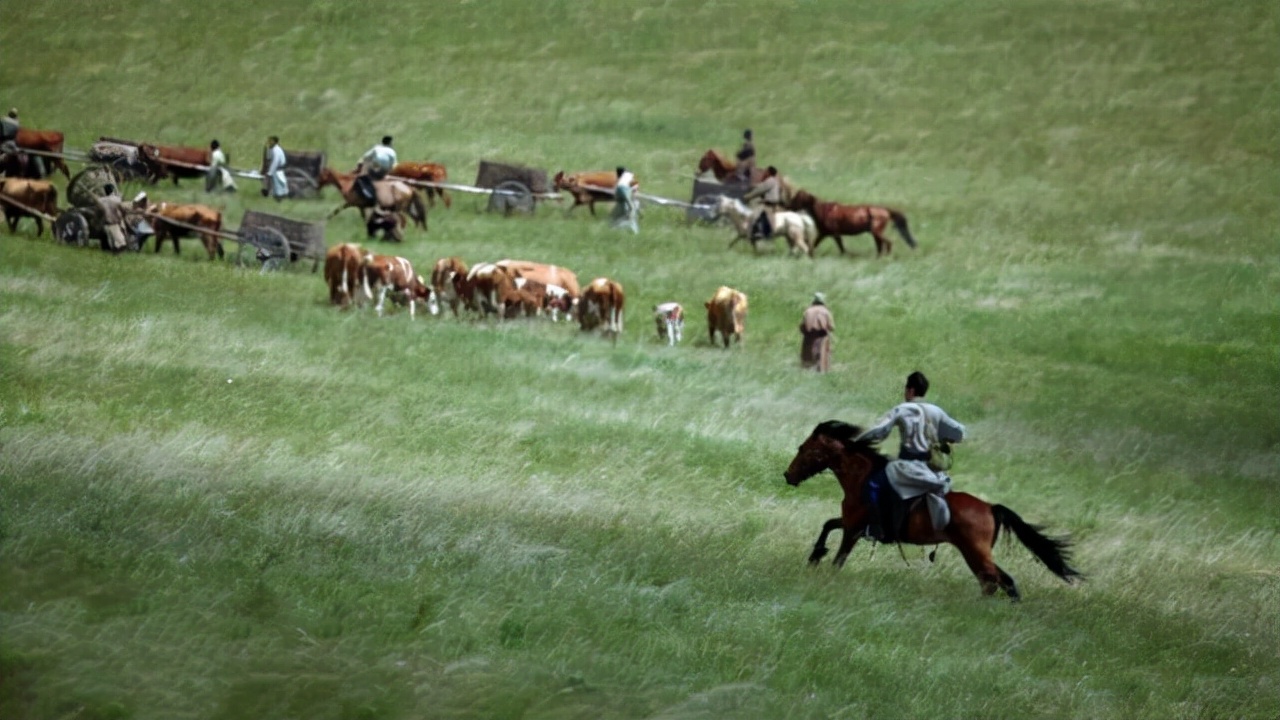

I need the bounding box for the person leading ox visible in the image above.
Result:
[855,371,966,541]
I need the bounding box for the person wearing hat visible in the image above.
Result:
[95,183,128,252]
[800,292,835,372]
[734,129,756,183]
[609,165,639,234]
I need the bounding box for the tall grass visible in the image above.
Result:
[2,1,1278,718]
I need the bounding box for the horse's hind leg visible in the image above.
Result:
[957,542,1004,597]
[996,565,1021,601]
[809,517,842,564]
[872,231,891,257]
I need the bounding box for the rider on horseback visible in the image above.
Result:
[743,166,782,241]
[734,129,755,183]
[357,135,397,203]
[856,371,966,542]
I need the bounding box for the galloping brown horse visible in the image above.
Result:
[317,168,427,230]
[788,189,917,257]
[784,420,1082,599]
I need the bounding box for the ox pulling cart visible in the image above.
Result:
[383,159,562,216]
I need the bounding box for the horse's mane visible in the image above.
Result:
[812,420,891,465]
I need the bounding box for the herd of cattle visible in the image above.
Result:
[324,245,747,348]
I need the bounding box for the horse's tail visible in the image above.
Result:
[992,504,1083,585]
[888,209,917,249]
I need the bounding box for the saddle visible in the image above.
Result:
[865,467,922,544]
[355,175,378,203]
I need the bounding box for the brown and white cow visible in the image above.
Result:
[147,201,224,260]
[361,253,431,318]
[653,302,684,346]
[495,259,579,320]
[0,178,58,236]
[390,161,451,209]
[454,262,520,318]
[324,243,365,307]
[705,286,748,348]
[578,277,625,340]
[429,256,469,316]
[553,170,640,217]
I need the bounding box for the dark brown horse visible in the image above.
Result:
[784,420,1082,599]
[788,189,917,257]
[696,149,767,184]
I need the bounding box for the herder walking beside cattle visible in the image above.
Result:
[800,292,834,372]
[261,136,287,200]
[205,140,236,193]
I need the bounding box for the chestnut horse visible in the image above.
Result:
[784,420,1082,599]
[788,189,917,257]
[389,161,452,209]
[697,149,766,184]
[317,168,427,230]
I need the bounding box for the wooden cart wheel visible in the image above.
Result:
[487,180,534,216]
[54,210,91,247]
[689,194,724,225]
[284,168,318,199]
[236,226,290,271]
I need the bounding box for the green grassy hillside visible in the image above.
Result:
[2,1,1277,718]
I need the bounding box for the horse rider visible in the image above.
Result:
[96,183,129,253]
[734,128,755,183]
[855,371,966,541]
[0,108,19,155]
[357,135,397,202]
[609,165,639,234]
[205,139,237,193]
[261,135,288,200]
[743,165,782,240]
[0,107,41,177]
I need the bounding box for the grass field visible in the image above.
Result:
[2,1,1278,718]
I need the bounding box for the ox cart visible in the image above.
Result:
[233,210,326,271]
[52,165,155,250]
[276,148,327,199]
[473,160,554,215]
[688,177,751,223]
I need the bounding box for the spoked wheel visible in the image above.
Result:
[54,209,91,247]
[688,194,723,225]
[487,180,534,216]
[238,226,291,272]
[284,168,318,199]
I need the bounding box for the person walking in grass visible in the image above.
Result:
[855,371,966,541]
[609,166,639,234]
[799,292,834,372]
[261,135,288,200]
[205,140,236,193]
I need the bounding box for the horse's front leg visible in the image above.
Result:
[809,517,842,564]
[833,504,871,567]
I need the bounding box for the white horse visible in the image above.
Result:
[712,195,816,258]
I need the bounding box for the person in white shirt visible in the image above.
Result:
[357,135,397,202]
[609,166,638,234]
[205,140,236,193]
[261,135,287,200]
[856,371,966,539]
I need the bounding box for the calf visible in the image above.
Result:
[0,178,58,236]
[361,253,430,317]
[148,201,224,260]
[653,302,684,346]
[323,243,365,307]
[455,262,520,318]
[705,286,748,348]
[578,277,625,340]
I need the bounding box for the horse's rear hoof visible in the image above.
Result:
[808,547,829,564]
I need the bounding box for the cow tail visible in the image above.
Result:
[889,209,917,249]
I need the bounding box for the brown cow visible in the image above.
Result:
[138,143,212,186]
[578,277,625,340]
[495,259,580,321]
[390,161,451,209]
[454,262,520,318]
[506,277,549,319]
[0,178,58,236]
[15,128,71,179]
[429,256,469,317]
[705,286,748,348]
[324,243,366,307]
[553,170,639,216]
[148,201,224,260]
[361,253,431,318]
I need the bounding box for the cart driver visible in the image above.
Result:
[96,183,128,253]
[0,108,18,154]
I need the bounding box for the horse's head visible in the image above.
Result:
[784,420,876,487]
[787,189,816,212]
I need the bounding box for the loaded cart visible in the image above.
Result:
[473,160,554,215]
[235,210,327,271]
